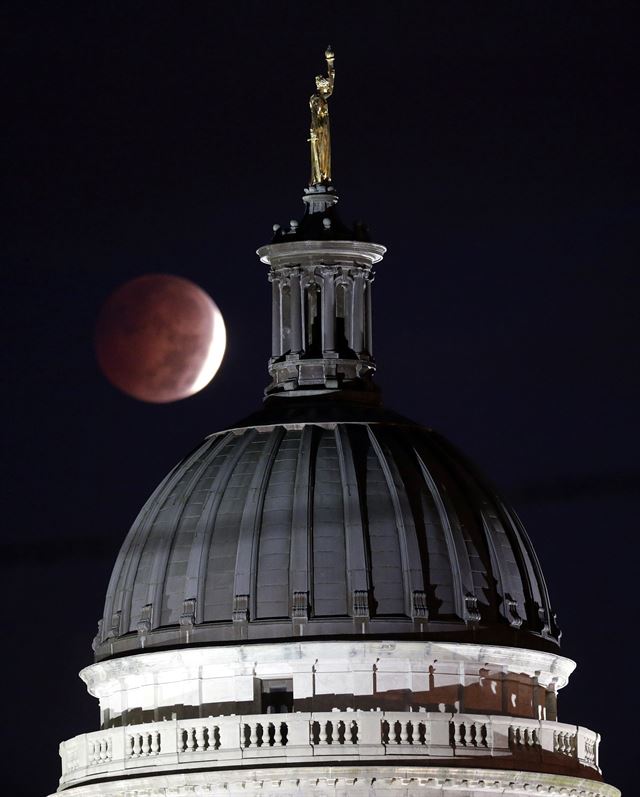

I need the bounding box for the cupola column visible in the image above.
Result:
[351,270,365,355]
[319,267,336,355]
[365,271,374,355]
[270,273,281,357]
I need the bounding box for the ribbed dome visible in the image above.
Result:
[94,399,560,661]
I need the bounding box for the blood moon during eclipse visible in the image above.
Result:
[95,274,226,403]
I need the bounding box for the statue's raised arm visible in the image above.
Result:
[324,46,335,97]
[309,47,335,185]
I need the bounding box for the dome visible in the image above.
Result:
[94,398,560,661]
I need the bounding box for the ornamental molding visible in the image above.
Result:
[257,240,386,268]
[49,765,621,797]
[81,640,576,697]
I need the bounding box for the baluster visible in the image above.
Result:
[459,723,466,747]
[195,725,205,751]
[249,723,259,748]
[151,730,160,755]
[419,722,427,745]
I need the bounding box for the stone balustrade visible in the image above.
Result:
[59,711,601,789]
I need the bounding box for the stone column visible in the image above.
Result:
[270,274,281,357]
[351,271,365,354]
[289,268,302,354]
[320,267,336,355]
[365,272,373,355]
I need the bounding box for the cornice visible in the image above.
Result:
[51,765,620,797]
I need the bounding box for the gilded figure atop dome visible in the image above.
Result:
[309,46,335,185]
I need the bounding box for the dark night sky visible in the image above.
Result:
[2,3,639,795]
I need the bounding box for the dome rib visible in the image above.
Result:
[101,437,219,641]
[501,500,560,640]
[420,432,503,623]
[410,436,478,621]
[424,430,556,639]
[411,444,467,620]
[254,428,296,620]
[368,426,418,618]
[412,448,465,619]
[189,430,257,624]
[334,426,370,605]
[236,426,286,621]
[147,441,222,630]
[288,426,314,613]
[312,428,348,617]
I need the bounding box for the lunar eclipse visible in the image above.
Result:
[95,274,226,403]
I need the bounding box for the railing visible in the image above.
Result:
[59,711,601,788]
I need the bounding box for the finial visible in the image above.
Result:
[308,46,335,186]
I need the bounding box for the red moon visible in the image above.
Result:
[95,274,226,403]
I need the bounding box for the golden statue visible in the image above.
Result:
[309,46,335,185]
